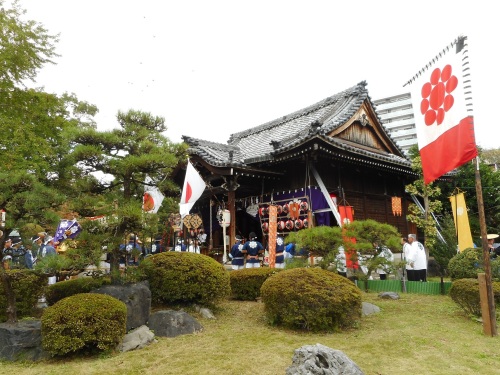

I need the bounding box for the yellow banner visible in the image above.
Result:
[450,192,474,251]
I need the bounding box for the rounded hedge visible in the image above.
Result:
[41,293,127,356]
[447,248,500,281]
[449,278,500,316]
[139,252,230,306]
[260,267,362,332]
[45,277,111,306]
[229,267,282,300]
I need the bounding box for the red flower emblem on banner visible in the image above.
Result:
[419,64,458,126]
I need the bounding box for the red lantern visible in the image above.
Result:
[300,201,309,212]
[261,222,269,232]
[285,220,294,230]
[276,205,283,215]
[303,218,309,228]
[282,203,289,214]
[278,220,286,231]
[294,219,303,230]
[259,207,268,217]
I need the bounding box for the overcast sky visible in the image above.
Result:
[16,0,500,149]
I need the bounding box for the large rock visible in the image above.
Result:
[0,320,49,361]
[362,302,380,316]
[92,281,151,332]
[117,325,156,352]
[286,343,364,375]
[148,310,203,337]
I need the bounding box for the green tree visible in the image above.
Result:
[438,152,500,239]
[405,145,442,257]
[342,219,401,280]
[432,214,459,292]
[69,109,187,280]
[0,1,99,323]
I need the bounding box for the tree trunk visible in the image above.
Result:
[0,266,17,323]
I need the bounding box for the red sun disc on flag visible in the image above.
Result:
[185,182,193,203]
[143,192,154,211]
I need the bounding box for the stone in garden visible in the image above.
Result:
[286,343,364,375]
[148,310,203,337]
[378,291,400,299]
[117,325,156,352]
[92,281,151,332]
[362,302,380,316]
[0,320,49,361]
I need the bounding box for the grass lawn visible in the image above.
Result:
[1,291,499,375]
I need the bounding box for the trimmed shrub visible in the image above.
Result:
[449,278,500,316]
[41,293,127,356]
[45,276,111,306]
[448,248,485,280]
[230,268,282,300]
[0,269,46,322]
[139,252,230,306]
[260,267,362,332]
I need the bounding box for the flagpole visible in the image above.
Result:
[475,156,497,336]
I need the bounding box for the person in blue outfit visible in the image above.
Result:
[284,242,296,264]
[229,234,245,270]
[151,236,165,254]
[274,235,286,269]
[174,238,187,252]
[243,232,264,268]
[119,233,142,266]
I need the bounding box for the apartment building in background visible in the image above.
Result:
[374,92,416,155]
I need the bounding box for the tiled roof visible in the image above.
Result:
[182,81,409,168]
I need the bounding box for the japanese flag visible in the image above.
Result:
[409,36,477,184]
[143,175,164,214]
[179,160,206,217]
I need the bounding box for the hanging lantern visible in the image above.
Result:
[392,196,402,216]
[261,222,269,232]
[300,201,309,212]
[303,218,309,229]
[276,205,283,215]
[259,206,268,217]
[294,219,303,230]
[278,220,286,231]
[282,203,289,214]
[285,220,294,230]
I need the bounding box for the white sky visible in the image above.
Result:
[16,0,500,149]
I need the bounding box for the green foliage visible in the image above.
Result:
[260,267,362,332]
[285,226,343,258]
[449,278,500,317]
[229,268,282,300]
[45,277,111,306]
[140,252,230,307]
[447,247,495,280]
[405,146,443,252]
[0,269,46,322]
[41,293,127,356]
[342,219,400,280]
[431,214,459,278]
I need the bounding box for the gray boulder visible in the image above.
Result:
[148,310,203,337]
[378,291,400,300]
[92,281,151,332]
[361,302,380,316]
[117,325,156,352]
[286,343,364,375]
[0,320,49,361]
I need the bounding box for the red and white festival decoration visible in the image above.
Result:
[179,160,207,217]
[407,36,477,184]
[143,175,165,214]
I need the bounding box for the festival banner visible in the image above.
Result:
[406,36,477,184]
[53,219,82,244]
[338,205,358,270]
[268,205,277,268]
[450,192,474,251]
